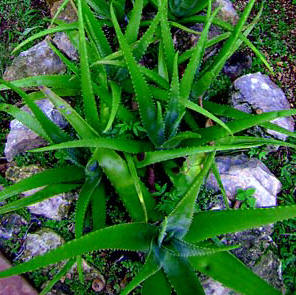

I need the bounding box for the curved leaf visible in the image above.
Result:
[0,183,79,215]
[190,252,281,295]
[0,166,84,202]
[0,223,156,278]
[31,138,153,154]
[186,205,296,243]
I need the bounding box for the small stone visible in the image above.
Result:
[206,154,281,207]
[3,40,66,81]
[22,229,64,261]
[213,0,239,25]
[231,72,295,141]
[92,276,106,292]
[50,0,77,23]
[4,99,67,162]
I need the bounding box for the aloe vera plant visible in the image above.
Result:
[0,0,295,294]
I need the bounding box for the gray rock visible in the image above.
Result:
[0,214,28,240]
[213,0,239,25]
[53,32,78,61]
[23,188,74,221]
[22,228,64,262]
[202,279,233,295]
[206,154,281,207]
[231,72,294,141]
[5,99,67,162]
[3,41,66,81]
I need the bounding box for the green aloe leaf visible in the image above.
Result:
[86,0,110,19]
[185,100,232,135]
[75,158,102,239]
[31,138,152,154]
[161,252,205,295]
[162,131,201,149]
[0,79,70,144]
[0,223,156,278]
[190,252,281,295]
[0,103,49,141]
[141,270,172,295]
[179,1,215,100]
[165,152,215,238]
[188,109,296,146]
[136,143,262,168]
[91,183,106,230]
[77,0,100,130]
[96,149,158,222]
[0,183,79,215]
[158,40,169,81]
[203,101,296,139]
[169,0,208,17]
[211,161,230,209]
[0,166,84,202]
[83,1,112,58]
[192,0,256,98]
[164,238,238,257]
[125,0,143,44]
[126,154,149,223]
[40,87,99,139]
[164,53,182,139]
[0,75,79,91]
[111,4,165,146]
[186,205,296,243]
[160,0,175,79]
[103,82,121,132]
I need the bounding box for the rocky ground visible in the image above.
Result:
[0,0,296,294]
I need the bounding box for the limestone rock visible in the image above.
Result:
[4,99,67,162]
[206,154,281,207]
[22,228,64,262]
[213,0,239,25]
[231,72,294,141]
[23,188,74,221]
[3,40,66,81]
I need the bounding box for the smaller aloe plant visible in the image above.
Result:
[0,0,295,294]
